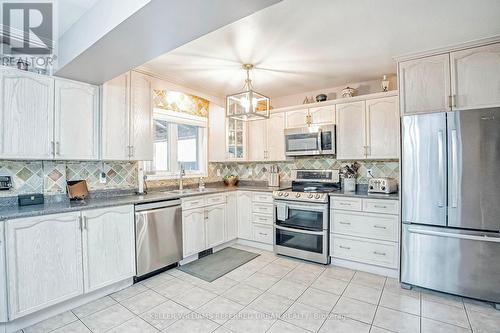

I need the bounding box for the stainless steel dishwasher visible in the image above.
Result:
[135,199,182,279]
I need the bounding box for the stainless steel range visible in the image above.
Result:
[273,170,340,264]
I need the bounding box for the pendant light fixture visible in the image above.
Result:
[226,64,270,121]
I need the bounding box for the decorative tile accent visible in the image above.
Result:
[0,160,138,198]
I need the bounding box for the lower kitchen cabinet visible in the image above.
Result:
[225,192,238,241]
[182,208,206,258]
[81,206,135,293]
[206,204,226,248]
[5,212,84,319]
[237,191,253,240]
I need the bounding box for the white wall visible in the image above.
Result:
[271,75,397,108]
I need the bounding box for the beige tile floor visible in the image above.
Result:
[20,245,500,333]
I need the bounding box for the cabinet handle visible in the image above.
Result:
[56,142,60,155]
[78,216,83,230]
[51,141,55,156]
[452,95,457,108]
[258,232,268,236]
[339,245,351,250]
[339,221,351,225]
[448,95,453,109]
[373,205,387,209]
[339,202,351,206]
[373,251,386,256]
[373,225,387,229]
[130,145,135,157]
[81,216,88,230]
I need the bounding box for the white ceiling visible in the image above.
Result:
[139,0,500,99]
[58,0,99,37]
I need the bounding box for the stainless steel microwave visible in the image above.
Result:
[284,125,336,156]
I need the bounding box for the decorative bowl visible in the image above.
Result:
[223,176,239,186]
[315,94,327,102]
[341,87,357,98]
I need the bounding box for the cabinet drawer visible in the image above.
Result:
[205,194,226,205]
[330,234,398,269]
[253,224,273,244]
[253,203,274,215]
[363,199,399,214]
[331,210,398,242]
[182,197,206,210]
[252,192,273,203]
[252,213,273,226]
[330,198,362,211]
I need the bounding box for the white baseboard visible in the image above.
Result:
[236,238,273,252]
[1,279,132,333]
[331,257,399,278]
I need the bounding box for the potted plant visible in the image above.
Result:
[340,162,360,192]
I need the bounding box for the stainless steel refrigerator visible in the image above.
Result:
[401,108,500,307]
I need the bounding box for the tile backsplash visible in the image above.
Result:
[0,160,137,197]
[208,157,399,184]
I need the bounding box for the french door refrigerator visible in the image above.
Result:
[401,108,500,306]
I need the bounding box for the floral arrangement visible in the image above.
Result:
[340,162,360,179]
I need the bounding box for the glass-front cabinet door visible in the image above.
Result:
[226,118,246,160]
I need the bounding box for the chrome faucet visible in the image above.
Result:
[179,165,185,190]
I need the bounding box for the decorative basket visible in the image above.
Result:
[223,176,239,186]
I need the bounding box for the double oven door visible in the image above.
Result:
[274,200,330,264]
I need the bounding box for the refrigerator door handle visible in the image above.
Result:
[407,228,500,243]
[437,130,446,208]
[450,129,459,208]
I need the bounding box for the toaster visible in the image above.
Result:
[368,177,398,194]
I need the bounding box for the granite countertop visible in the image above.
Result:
[0,181,290,221]
[329,185,399,200]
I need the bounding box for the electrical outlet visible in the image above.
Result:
[217,169,221,177]
[367,168,373,178]
[99,172,107,184]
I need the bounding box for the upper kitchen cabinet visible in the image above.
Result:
[399,54,451,115]
[102,72,130,160]
[248,119,267,161]
[129,71,154,160]
[336,101,366,160]
[0,68,54,160]
[285,109,309,128]
[266,113,286,161]
[336,96,399,160]
[450,43,500,110]
[54,79,99,160]
[101,71,153,161]
[285,106,335,128]
[208,104,227,162]
[366,96,400,159]
[226,117,247,160]
[309,105,336,125]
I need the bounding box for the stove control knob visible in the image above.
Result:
[315,194,321,199]
[278,192,283,196]
[308,193,313,199]
[381,186,386,191]
[295,193,301,198]
[284,192,289,197]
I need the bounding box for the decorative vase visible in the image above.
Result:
[341,87,357,98]
[344,178,356,192]
[381,75,390,92]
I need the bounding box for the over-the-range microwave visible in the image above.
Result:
[284,125,336,156]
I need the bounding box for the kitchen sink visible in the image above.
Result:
[164,188,212,194]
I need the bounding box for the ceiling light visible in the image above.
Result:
[226,64,270,121]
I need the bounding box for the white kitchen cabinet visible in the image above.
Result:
[182,207,206,258]
[5,212,83,319]
[0,68,54,159]
[208,104,227,162]
[266,113,286,161]
[130,71,154,160]
[206,204,226,248]
[285,109,309,128]
[102,72,130,160]
[226,117,247,160]
[81,206,135,293]
[54,79,99,160]
[309,105,335,125]
[399,54,451,114]
[451,43,500,110]
[225,192,238,241]
[336,101,366,160]
[248,119,267,161]
[237,191,253,240]
[365,96,399,159]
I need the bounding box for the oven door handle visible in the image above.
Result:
[282,202,328,212]
[275,225,325,235]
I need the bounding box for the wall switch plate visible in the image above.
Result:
[99,172,107,184]
[367,168,373,178]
